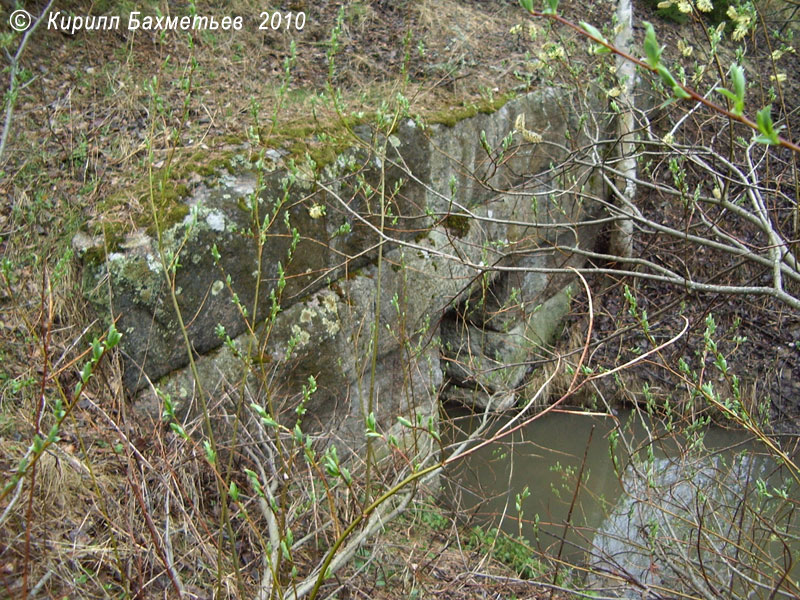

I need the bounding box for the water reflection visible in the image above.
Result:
[443,405,800,598]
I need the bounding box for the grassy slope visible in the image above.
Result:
[1,0,798,597]
[0,2,561,597]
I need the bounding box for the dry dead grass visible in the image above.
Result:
[334,506,563,600]
[0,0,540,246]
[6,0,795,597]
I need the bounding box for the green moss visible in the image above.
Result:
[139,181,189,205]
[82,241,118,265]
[89,88,516,247]
[81,215,133,264]
[193,156,232,177]
[92,166,197,246]
[427,93,515,128]
[428,105,479,127]
[479,92,515,114]
[91,179,192,242]
[276,112,372,171]
[87,145,261,249]
[145,200,190,238]
[307,143,342,170]
[444,214,471,238]
[221,133,248,145]
[277,123,318,141]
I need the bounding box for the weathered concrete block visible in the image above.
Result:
[78,89,607,450]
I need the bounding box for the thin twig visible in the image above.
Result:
[0,1,55,162]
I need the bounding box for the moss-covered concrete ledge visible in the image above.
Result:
[76,88,607,446]
[78,93,518,251]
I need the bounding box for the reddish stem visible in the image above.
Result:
[528,9,800,154]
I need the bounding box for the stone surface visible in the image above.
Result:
[79,89,607,450]
[441,283,574,411]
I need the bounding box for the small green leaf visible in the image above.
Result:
[643,22,662,69]
[306,374,317,395]
[656,64,678,88]
[717,87,738,103]
[731,64,745,103]
[261,414,279,428]
[672,85,691,100]
[756,104,770,131]
[580,21,608,44]
[543,0,558,14]
[324,446,340,477]
[717,64,745,115]
[397,416,413,428]
[203,440,216,464]
[245,469,264,497]
[170,422,188,440]
[106,323,122,348]
[654,65,690,99]
[162,394,175,420]
[340,466,352,485]
[325,461,339,478]
[53,398,65,420]
[80,362,93,384]
[519,0,533,10]
[91,338,103,361]
[480,130,491,155]
[755,105,781,145]
[228,481,240,502]
[656,65,692,100]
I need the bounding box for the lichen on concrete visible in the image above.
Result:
[81,88,608,451]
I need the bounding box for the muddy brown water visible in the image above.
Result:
[443,405,800,596]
